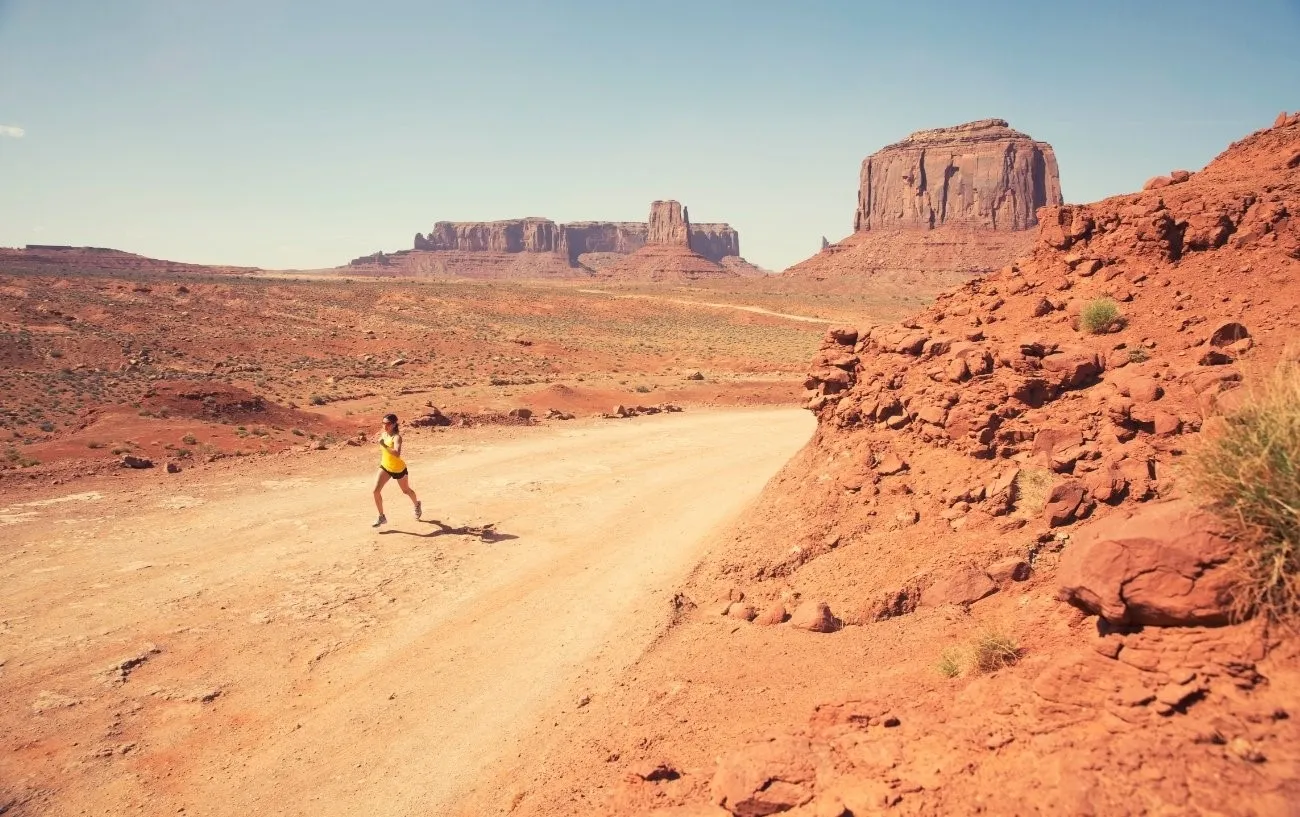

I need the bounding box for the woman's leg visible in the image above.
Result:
[373,470,392,515]
[396,474,419,504]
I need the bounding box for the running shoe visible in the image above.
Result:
[372,514,387,528]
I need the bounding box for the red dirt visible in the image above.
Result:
[470,114,1300,816]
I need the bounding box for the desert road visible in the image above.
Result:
[0,407,814,816]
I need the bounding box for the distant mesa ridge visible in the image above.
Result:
[409,204,739,265]
[349,199,752,279]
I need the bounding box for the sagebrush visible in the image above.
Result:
[1190,360,1300,622]
[1080,298,1121,334]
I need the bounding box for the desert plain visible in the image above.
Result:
[2,112,1300,817]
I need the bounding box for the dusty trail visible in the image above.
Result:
[575,288,832,323]
[0,407,813,816]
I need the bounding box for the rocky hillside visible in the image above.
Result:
[0,246,259,276]
[785,119,1062,291]
[594,114,1300,815]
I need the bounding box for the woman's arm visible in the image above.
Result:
[391,434,402,457]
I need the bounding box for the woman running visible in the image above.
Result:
[372,412,421,527]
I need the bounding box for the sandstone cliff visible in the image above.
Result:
[855,118,1062,232]
[784,119,1062,291]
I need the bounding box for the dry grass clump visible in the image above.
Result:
[936,628,1021,678]
[1190,360,1300,622]
[937,648,963,678]
[1011,467,1052,518]
[971,629,1021,673]
[1080,298,1121,334]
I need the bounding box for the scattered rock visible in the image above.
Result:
[922,567,998,606]
[711,737,818,816]
[120,455,154,469]
[726,603,758,622]
[789,601,839,633]
[987,557,1030,583]
[1044,481,1088,527]
[753,603,788,626]
[874,452,908,476]
[1207,322,1250,347]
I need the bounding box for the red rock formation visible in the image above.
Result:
[394,207,742,279]
[648,200,691,247]
[855,118,1063,232]
[595,201,743,281]
[785,119,1062,291]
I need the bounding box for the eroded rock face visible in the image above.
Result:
[854,118,1063,233]
[649,200,691,247]
[1057,500,1238,626]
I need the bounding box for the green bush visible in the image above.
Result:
[1080,298,1121,334]
[1190,361,1300,621]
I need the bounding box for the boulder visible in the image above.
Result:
[789,601,839,633]
[922,566,998,606]
[987,557,1031,583]
[753,603,787,626]
[1208,322,1250,348]
[874,452,908,476]
[1041,346,1102,389]
[711,737,818,816]
[1044,481,1088,527]
[1057,500,1237,626]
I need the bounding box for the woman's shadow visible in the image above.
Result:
[379,519,518,543]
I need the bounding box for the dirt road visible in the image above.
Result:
[0,407,814,816]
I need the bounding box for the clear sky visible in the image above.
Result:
[1,0,1298,272]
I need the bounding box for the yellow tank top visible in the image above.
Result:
[379,431,406,472]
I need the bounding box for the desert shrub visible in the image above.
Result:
[1080,298,1121,334]
[937,648,963,678]
[972,629,1021,673]
[1189,360,1300,621]
[86,441,104,449]
[1128,346,1151,364]
[635,385,652,393]
[182,433,197,445]
[39,421,55,433]
[309,394,327,406]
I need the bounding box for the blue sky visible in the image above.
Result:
[1,0,1297,272]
